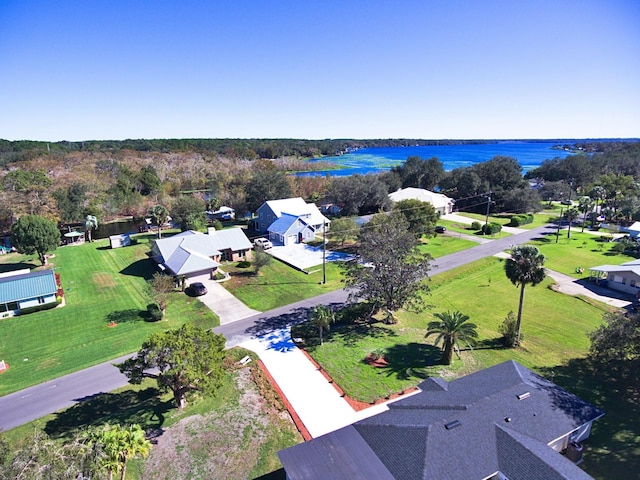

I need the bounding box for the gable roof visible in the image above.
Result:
[268,213,315,236]
[261,197,330,226]
[388,187,454,209]
[152,228,251,276]
[278,361,602,480]
[0,269,57,303]
[590,257,640,275]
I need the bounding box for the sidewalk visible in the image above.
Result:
[239,328,411,438]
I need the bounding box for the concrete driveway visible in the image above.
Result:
[269,243,354,271]
[188,274,260,325]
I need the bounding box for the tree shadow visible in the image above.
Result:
[245,306,315,338]
[0,260,39,273]
[120,258,156,280]
[105,308,147,324]
[537,358,640,477]
[327,322,397,348]
[474,337,509,350]
[377,342,441,380]
[44,387,172,440]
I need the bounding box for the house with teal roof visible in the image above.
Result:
[0,269,58,317]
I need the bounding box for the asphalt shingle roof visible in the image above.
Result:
[279,361,603,480]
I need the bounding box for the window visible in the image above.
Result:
[38,296,46,304]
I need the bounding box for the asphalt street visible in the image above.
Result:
[0,223,559,431]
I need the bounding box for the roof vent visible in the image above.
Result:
[444,420,461,430]
[517,392,531,400]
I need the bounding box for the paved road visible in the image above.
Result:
[0,223,562,431]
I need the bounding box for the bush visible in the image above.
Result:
[471,221,482,230]
[236,260,251,268]
[146,303,163,322]
[499,311,523,347]
[508,214,534,227]
[481,222,502,235]
[213,271,226,281]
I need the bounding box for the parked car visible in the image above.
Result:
[189,282,208,296]
[254,238,273,250]
[435,226,446,234]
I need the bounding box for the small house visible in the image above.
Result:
[388,187,455,215]
[589,258,640,297]
[254,197,330,234]
[0,269,59,317]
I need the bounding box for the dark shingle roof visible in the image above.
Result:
[279,361,603,480]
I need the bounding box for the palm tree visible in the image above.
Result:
[578,196,594,233]
[84,214,98,242]
[504,245,546,346]
[564,207,580,238]
[149,204,170,238]
[94,423,151,480]
[310,304,335,345]
[425,310,478,365]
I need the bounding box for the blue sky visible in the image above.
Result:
[1,1,638,141]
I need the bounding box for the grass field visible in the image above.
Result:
[0,234,218,396]
[454,209,560,229]
[438,218,512,239]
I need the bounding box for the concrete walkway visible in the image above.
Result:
[545,269,633,308]
[239,327,412,438]
[189,273,260,325]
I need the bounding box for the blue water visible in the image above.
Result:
[297,141,572,176]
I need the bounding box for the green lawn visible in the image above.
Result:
[438,218,511,239]
[454,210,559,229]
[303,257,614,403]
[419,234,477,257]
[531,231,636,278]
[0,234,218,396]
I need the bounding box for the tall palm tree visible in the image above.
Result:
[564,207,580,238]
[149,204,170,238]
[504,245,546,346]
[578,196,594,233]
[425,310,478,365]
[310,304,335,345]
[84,214,98,242]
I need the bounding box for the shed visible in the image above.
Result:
[110,233,131,249]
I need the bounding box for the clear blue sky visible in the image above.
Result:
[1,0,638,141]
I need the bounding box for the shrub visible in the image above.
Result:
[236,260,251,268]
[213,271,226,281]
[147,303,163,322]
[471,221,482,230]
[508,214,534,227]
[499,311,524,347]
[481,222,502,235]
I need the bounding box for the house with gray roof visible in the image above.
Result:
[388,187,455,215]
[267,213,316,246]
[278,361,603,480]
[151,228,252,278]
[254,197,330,237]
[0,269,58,317]
[589,258,640,298]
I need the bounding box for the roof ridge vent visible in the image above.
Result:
[444,420,461,430]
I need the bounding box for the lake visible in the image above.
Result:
[297,141,572,176]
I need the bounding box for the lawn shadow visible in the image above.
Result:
[474,337,509,350]
[328,321,397,348]
[120,258,156,280]
[378,342,441,380]
[44,387,172,440]
[0,260,39,273]
[106,308,147,324]
[245,306,316,338]
[537,358,640,478]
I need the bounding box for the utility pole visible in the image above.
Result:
[556,207,564,243]
[485,191,492,226]
[322,220,326,284]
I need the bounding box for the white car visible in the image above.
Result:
[254,238,273,250]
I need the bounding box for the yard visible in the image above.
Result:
[0,233,218,396]
[297,256,638,479]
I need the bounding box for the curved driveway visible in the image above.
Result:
[0,222,583,431]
